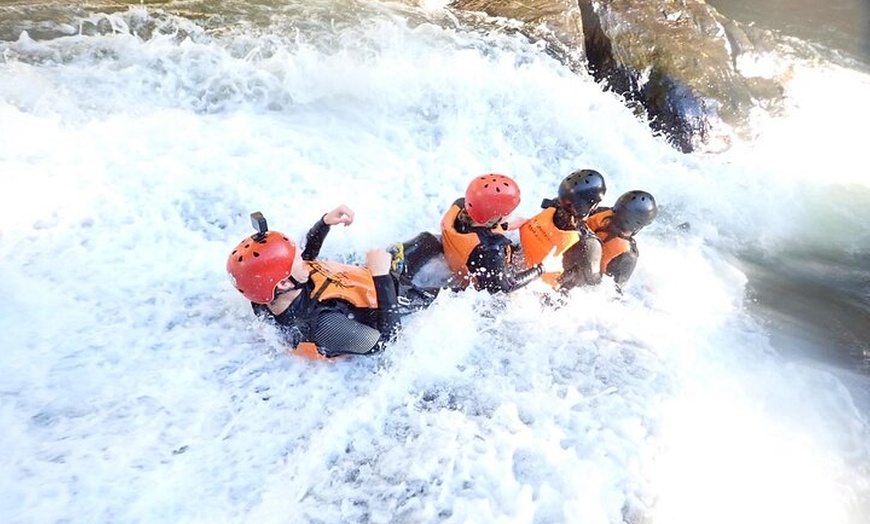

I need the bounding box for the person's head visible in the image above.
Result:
[611,190,657,235]
[557,169,606,219]
[227,229,306,304]
[464,173,521,227]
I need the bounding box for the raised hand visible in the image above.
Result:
[506,217,528,231]
[323,204,355,226]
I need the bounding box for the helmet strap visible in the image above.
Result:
[274,275,307,299]
[287,275,306,290]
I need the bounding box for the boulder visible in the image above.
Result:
[448,0,588,71]
[449,0,786,153]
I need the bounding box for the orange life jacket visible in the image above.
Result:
[518,206,580,285]
[441,202,512,288]
[585,210,631,273]
[290,260,379,361]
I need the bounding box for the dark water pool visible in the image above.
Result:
[707,0,870,67]
[736,249,870,409]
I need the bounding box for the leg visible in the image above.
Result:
[390,232,443,280]
[394,281,440,315]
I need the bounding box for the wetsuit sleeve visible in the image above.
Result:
[467,243,512,293]
[466,239,543,293]
[556,233,603,291]
[301,217,330,261]
[507,265,545,292]
[372,274,402,346]
[605,242,639,286]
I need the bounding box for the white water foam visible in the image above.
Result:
[1,4,868,523]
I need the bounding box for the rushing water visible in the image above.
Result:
[1,1,869,523]
[705,0,870,380]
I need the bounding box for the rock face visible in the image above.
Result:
[449,0,786,153]
[448,0,588,71]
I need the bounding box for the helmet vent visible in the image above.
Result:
[237,255,243,262]
[253,252,260,257]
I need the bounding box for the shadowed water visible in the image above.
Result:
[707,0,870,67]
[738,251,870,397]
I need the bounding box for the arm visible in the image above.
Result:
[367,249,402,347]
[467,239,543,293]
[301,205,355,261]
[555,234,603,291]
[505,217,528,231]
[372,274,401,345]
[467,242,512,293]
[505,245,564,292]
[301,217,330,261]
[605,244,638,286]
[505,264,544,292]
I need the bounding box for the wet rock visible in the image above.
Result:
[449,0,787,153]
[449,0,588,71]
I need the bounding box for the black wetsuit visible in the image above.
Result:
[587,207,639,286]
[538,199,603,291]
[450,198,545,294]
[252,217,437,358]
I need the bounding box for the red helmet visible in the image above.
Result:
[464,174,521,225]
[227,231,297,304]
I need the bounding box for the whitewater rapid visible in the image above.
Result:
[1,2,868,523]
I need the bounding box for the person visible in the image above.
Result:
[585,190,657,286]
[517,168,607,291]
[226,205,439,361]
[440,173,555,293]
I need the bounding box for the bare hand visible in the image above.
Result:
[540,246,564,273]
[366,249,392,276]
[506,217,527,231]
[323,205,355,226]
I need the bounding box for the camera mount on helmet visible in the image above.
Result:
[250,211,268,241]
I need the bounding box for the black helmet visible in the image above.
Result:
[612,190,657,234]
[558,169,606,218]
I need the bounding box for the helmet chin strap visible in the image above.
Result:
[273,274,308,299]
[287,275,307,290]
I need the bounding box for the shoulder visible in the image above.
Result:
[578,223,598,237]
[476,228,511,249]
[442,199,466,225]
[565,233,601,256]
